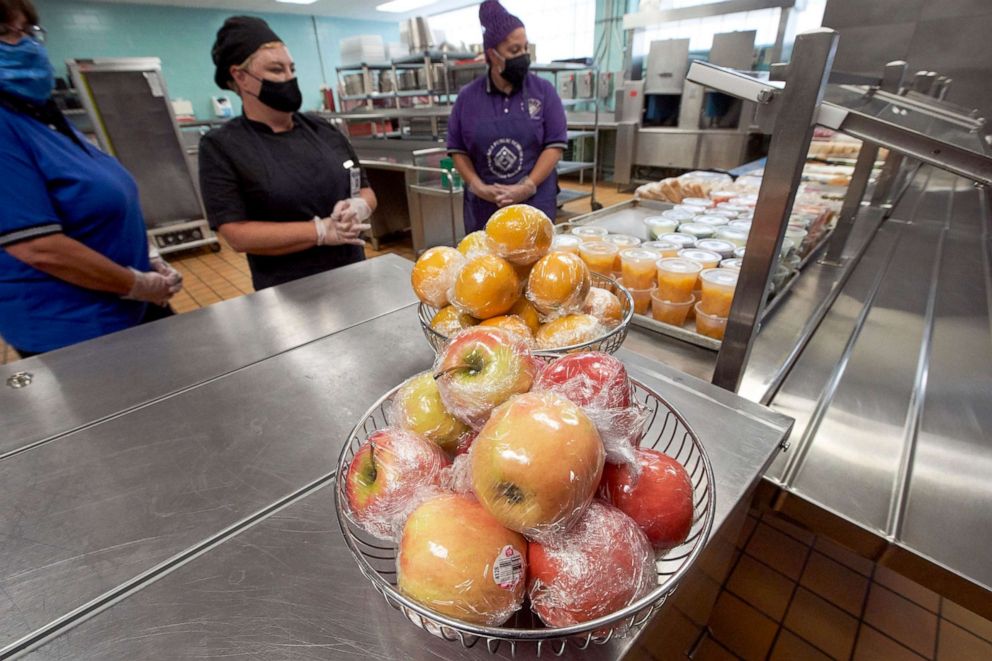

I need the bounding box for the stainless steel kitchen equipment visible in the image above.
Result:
[0,256,791,658]
[67,58,219,254]
[609,27,992,613]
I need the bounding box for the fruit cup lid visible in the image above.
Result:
[657,257,703,274]
[678,248,722,265]
[700,267,739,287]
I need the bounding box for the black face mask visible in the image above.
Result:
[498,53,530,89]
[248,73,302,113]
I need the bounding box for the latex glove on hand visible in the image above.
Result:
[469,181,503,204]
[124,268,174,306]
[149,255,183,295]
[493,177,537,208]
[313,215,366,247]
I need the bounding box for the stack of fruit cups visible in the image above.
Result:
[643,216,680,240]
[652,258,702,327]
[695,268,739,340]
[341,339,698,634]
[604,235,643,274]
[578,241,619,277]
[618,248,659,315]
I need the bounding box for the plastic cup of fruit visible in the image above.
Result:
[734,246,746,258]
[620,248,660,290]
[694,301,728,340]
[706,208,739,219]
[715,226,749,248]
[729,195,758,208]
[656,258,702,303]
[786,225,808,251]
[720,257,743,270]
[677,248,722,271]
[699,267,738,317]
[677,223,716,240]
[659,232,696,250]
[718,203,750,215]
[571,226,609,242]
[643,216,680,240]
[641,240,680,259]
[779,237,796,259]
[650,291,695,326]
[551,234,582,254]
[680,197,713,208]
[616,277,655,315]
[727,219,752,231]
[771,263,791,292]
[709,190,738,205]
[693,215,730,228]
[695,239,736,260]
[662,209,696,222]
[605,234,642,270]
[578,240,620,276]
[672,204,704,216]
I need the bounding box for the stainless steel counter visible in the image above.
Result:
[0,258,792,659]
[0,255,417,460]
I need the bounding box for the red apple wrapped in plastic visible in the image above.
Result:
[528,500,657,628]
[534,352,648,467]
[343,428,451,540]
[600,447,695,551]
[397,493,528,626]
[470,391,605,541]
[434,327,538,430]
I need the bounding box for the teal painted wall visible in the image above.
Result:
[34,0,400,119]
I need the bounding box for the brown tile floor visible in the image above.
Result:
[693,508,992,660]
[4,181,992,661]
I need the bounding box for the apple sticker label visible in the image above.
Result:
[493,545,524,589]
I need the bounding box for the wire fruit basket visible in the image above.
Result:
[334,376,716,657]
[418,272,635,356]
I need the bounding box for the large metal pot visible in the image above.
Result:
[343,73,365,97]
[379,70,396,93]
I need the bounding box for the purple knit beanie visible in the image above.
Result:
[480,1,525,52]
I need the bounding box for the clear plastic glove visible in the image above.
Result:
[469,181,503,204]
[494,178,537,208]
[123,268,174,306]
[313,215,366,247]
[150,256,183,295]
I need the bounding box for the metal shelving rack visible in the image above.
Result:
[679,28,992,393]
[329,60,606,211]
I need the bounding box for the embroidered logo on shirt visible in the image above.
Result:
[527,98,542,119]
[487,138,524,179]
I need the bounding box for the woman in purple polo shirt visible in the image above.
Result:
[446,0,568,232]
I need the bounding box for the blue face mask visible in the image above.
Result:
[0,37,55,104]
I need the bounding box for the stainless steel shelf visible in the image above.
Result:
[556,160,595,175]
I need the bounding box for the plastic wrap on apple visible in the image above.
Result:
[470,391,605,542]
[397,493,528,626]
[434,327,537,429]
[533,352,647,469]
[485,204,554,266]
[343,427,451,541]
[389,371,472,455]
[527,500,656,631]
[440,453,474,494]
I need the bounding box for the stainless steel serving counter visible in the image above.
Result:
[0,257,792,659]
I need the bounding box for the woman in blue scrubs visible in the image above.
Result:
[0,0,182,358]
[446,1,569,232]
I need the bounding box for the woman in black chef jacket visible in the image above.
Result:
[199,16,377,290]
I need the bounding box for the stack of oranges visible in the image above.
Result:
[411,205,626,350]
